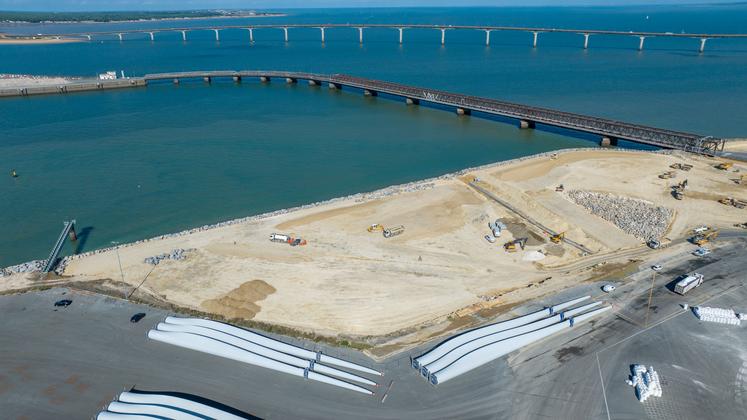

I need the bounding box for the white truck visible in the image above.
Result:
[269,233,290,243]
[674,273,704,295]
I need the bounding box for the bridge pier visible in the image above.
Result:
[532,31,539,48]
[320,27,326,43]
[456,107,471,116]
[246,28,254,43]
[68,225,77,242]
[308,79,320,86]
[583,33,590,49]
[358,27,364,44]
[181,30,187,41]
[283,27,289,42]
[213,29,220,41]
[440,28,446,45]
[699,38,708,53]
[117,33,123,41]
[233,75,242,83]
[485,30,491,46]
[328,82,342,90]
[260,76,271,83]
[363,89,377,97]
[173,78,179,84]
[149,32,155,42]
[85,34,91,41]
[203,76,211,84]
[398,27,404,44]
[286,77,297,84]
[406,97,420,105]
[600,136,618,147]
[519,120,536,129]
[638,36,646,51]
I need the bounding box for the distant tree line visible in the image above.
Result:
[0,10,273,23]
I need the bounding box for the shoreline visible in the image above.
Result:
[2,146,669,275]
[0,13,287,26]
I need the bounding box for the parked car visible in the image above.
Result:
[130,313,146,323]
[602,284,616,293]
[485,235,496,244]
[647,239,660,249]
[652,264,663,271]
[693,226,709,233]
[693,247,711,257]
[54,299,72,307]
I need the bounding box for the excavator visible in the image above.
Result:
[690,229,719,246]
[367,223,405,238]
[716,162,733,171]
[504,238,528,253]
[550,232,565,244]
[367,223,384,233]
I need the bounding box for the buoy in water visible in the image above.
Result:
[11,169,18,178]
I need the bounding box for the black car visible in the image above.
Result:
[54,299,72,307]
[130,312,146,323]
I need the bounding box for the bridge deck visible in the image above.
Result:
[42,220,75,274]
[145,71,724,154]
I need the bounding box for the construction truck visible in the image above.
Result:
[716,162,733,171]
[674,273,705,295]
[383,225,405,238]
[367,223,384,233]
[550,232,565,243]
[690,229,719,246]
[504,237,528,253]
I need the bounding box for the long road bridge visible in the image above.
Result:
[141,70,724,154]
[51,23,747,52]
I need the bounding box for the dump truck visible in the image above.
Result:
[383,225,405,238]
[550,232,565,243]
[674,273,705,295]
[503,237,528,252]
[691,229,719,246]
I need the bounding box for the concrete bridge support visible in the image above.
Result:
[85,34,91,41]
[600,136,618,147]
[532,31,539,48]
[213,29,220,41]
[583,33,590,49]
[181,31,187,41]
[233,76,241,83]
[638,36,646,51]
[363,89,377,97]
[398,28,404,44]
[320,27,326,43]
[260,76,271,83]
[440,28,446,45]
[358,27,364,44]
[699,38,708,53]
[485,30,491,46]
[519,120,536,129]
[328,82,342,90]
[456,107,471,116]
[149,32,155,42]
[203,76,211,84]
[283,27,289,42]
[173,78,179,85]
[286,77,297,84]
[245,28,254,43]
[117,33,123,41]
[308,80,320,86]
[406,97,420,105]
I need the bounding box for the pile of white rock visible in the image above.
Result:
[694,306,742,326]
[627,364,662,402]
[144,248,191,266]
[0,260,46,277]
[565,190,673,240]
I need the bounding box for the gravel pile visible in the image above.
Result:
[144,248,192,265]
[565,190,673,240]
[0,260,45,277]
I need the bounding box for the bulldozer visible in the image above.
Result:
[504,237,528,253]
[690,229,719,246]
[550,232,565,244]
[716,162,733,171]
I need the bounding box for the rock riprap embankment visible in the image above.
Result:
[144,248,193,265]
[0,260,45,277]
[565,190,673,240]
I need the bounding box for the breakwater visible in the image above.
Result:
[0,77,145,97]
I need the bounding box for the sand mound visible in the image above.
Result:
[201,279,276,320]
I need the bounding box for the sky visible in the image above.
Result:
[0,0,744,12]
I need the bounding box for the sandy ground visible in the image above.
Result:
[0,75,77,87]
[0,37,82,45]
[725,138,747,152]
[6,149,747,354]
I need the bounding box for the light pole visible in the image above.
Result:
[111,241,126,298]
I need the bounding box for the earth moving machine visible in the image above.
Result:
[269,233,307,246]
[719,197,747,209]
[716,162,733,171]
[670,163,693,171]
[658,171,677,179]
[383,225,405,238]
[550,232,565,244]
[691,229,719,246]
[367,224,384,233]
[555,184,565,192]
[672,179,687,200]
[674,273,705,295]
[504,237,528,252]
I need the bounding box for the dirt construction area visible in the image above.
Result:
[5,149,747,357]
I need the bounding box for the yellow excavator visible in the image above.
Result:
[716,162,733,171]
[367,223,384,233]
[691,229,719,246]
[504,238,528,253]
[550,232,565,243]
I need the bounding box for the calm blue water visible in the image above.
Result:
[1,6,746,266]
